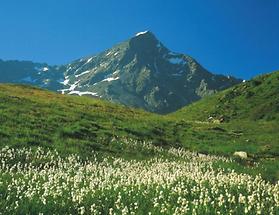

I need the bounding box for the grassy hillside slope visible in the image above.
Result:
[0,84,178,158]
[173,71,279,122]
[169,71,279,157]
[0,83,278,158]
[0,83,278,182]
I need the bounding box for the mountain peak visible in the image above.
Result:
[0,32,242,114]
[132,30,158,41]
[129,31,163,56]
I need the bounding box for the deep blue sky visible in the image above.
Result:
[0,0,278,79]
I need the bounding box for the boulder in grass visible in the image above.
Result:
[233,151,248,159]
[198,153,207,158]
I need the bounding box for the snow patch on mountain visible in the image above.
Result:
[168,57,186,65]
[135,31,148,36]
[42,67,49,72]
[42,79,50,85]
[68,91,99,96]
[66,67,72,73]
[113,70,120,75]
[75,70,91,78]
[106,51,112,56]
[101,76,120,82]
[86,57,93,64]
[61,76,70,86]
[69,81,80,91]
[100,62,109,68]
[59,80,80,94]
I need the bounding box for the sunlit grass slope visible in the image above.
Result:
[0,83,278,182]
[0,84,173,157]
[0,83,278,159]
[169,71,279,157]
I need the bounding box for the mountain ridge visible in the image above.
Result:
[0,31,242,113]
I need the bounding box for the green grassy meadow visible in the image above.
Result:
[0,80,278,214]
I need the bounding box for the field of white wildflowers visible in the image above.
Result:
[0,142,278,215]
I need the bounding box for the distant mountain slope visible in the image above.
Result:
[172,70,279,122]
[0,59,65,91]
[0,31,241,113]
